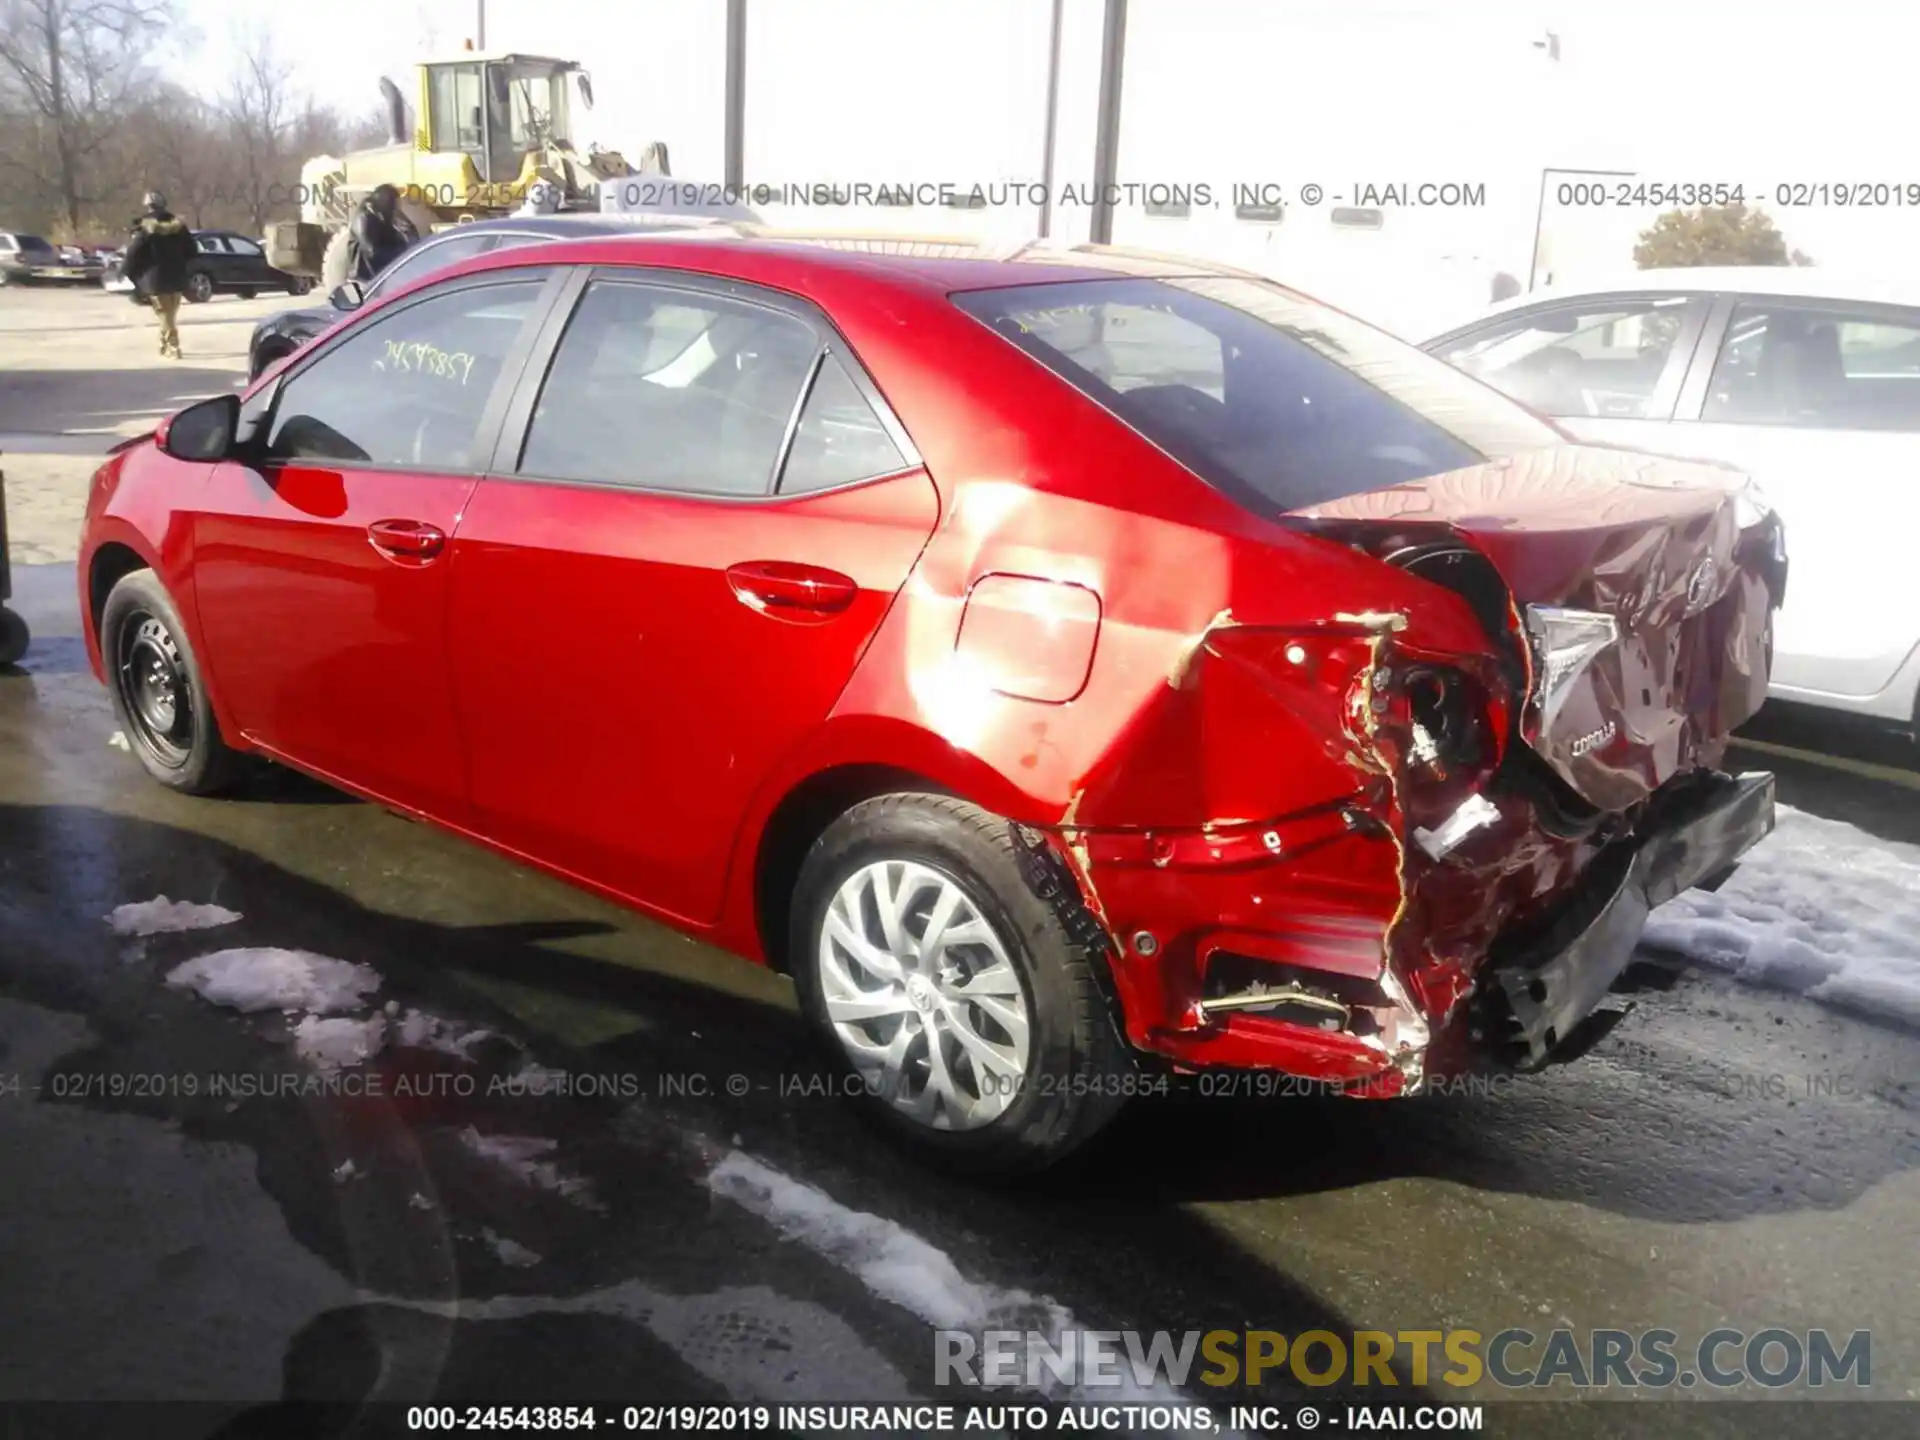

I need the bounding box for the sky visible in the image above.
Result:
[161,0,1920,273]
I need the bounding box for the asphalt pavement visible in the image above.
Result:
[2,282,1917,1439]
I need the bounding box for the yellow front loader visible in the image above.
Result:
[267,49,667,286]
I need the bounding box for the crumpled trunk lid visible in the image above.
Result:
[1287,444,1785,813]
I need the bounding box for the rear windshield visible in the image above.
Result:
[954,275,1560,513]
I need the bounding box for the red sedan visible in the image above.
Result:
[79,237,1787,1171]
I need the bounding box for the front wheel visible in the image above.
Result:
[101,570,244,795]
[183,271,214,304]
[791,793,1131,1175]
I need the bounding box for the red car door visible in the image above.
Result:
[447,274,939,925]
[191,272,556,817]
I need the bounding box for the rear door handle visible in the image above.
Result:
[725,561,858,619]
[367,518,446,561]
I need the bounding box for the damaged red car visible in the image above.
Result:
[78,239,1787,1172]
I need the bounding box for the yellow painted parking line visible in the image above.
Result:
[1732,735,1920,791]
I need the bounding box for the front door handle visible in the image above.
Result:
[725,561,858,619]
[367,518,446,561]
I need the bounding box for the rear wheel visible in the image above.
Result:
[287,276,314,296]
[790,793,1130,1175]
[320,226,353,291]
[183,270,214,304]
[101,570,243,795]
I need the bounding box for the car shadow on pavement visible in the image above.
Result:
[0,367,242,443]
[1,802,1402,1410]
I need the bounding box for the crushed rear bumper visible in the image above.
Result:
[1476,769,1775,1070]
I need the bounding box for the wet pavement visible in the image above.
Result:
[4,300,1920,1438]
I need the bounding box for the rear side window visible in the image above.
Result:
[779,354,908,493]
[266,279,544,468]
[956,276,1559,513]
[518,279,821,495]
[1704,302,1920,432]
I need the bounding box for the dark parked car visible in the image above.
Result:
[0,232,100,284]
[104,229,313,303]
[83,237,1785,1172]
[247,212,734,378]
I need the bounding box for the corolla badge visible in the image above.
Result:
[1685,557,1720,614]
[1570,720,1618,757]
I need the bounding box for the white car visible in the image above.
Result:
[1424,268,1920,730]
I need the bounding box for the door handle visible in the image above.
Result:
[725,561,858,619]
[367,518,446,560]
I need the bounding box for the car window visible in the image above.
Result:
[779,353,908,493]
[365,231,500,301]
[265,279,544,470]
[195,235,229,255]
[226,236,263,257]
[518,279,822,496]
[18,235,52,253]
[1433,297,1693,419]
[958,276,1559,513]
[1703,302,1920,432]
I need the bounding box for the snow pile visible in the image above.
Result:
[165,948,381,1016]
[459,1127,603,1210]
[394,1010,493,1061]
[108,897,242,937]
[1644,804,1920,1028]
[709,1151,1061,1333]
[482,1229,542,1268]
[707,1151,1234,1418]
[294,1015,389,1071]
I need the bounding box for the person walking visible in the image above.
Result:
[346,185,415,283]
[120,192,195,359]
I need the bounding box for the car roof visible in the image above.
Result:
[441,231,1263,297]
[1448,266,1920,331]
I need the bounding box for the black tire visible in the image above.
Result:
[287,277,314,296]
[0,606,28,667]
[183,270,214,304]
[100,570,244,795]
[790,793,1130,1176]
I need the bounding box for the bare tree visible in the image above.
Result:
[0,0,170,233]
[222,23,293,232]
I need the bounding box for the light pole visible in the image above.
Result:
[476,1,486,49]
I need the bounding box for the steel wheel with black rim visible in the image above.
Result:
[791,793,1131,1174]
[101,569,243,794]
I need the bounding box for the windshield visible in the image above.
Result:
[954,276,1560,513]
[19,235,53,253]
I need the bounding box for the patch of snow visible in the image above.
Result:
[107,897,243,937]
[394,1010,492,1061]
[481,1229,542,1268]
[332,1159,361,1183]
[107,730,130,752]
[458,1126,604,1211]
[294,1015,387,1070]
[707,1151,1237,1423]
[708,1151,1056,1333]
[165,948,380,1016]
[1644,804,1920,1028]
[409,1192,435,1211]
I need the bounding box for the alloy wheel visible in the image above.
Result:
[817,859,1033,1131]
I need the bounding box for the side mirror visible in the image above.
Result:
[157,393,240,462]
[329,280,365,311]
[576,71,595,110]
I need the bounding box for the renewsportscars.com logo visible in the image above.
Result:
[935,1327,1872,1391]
